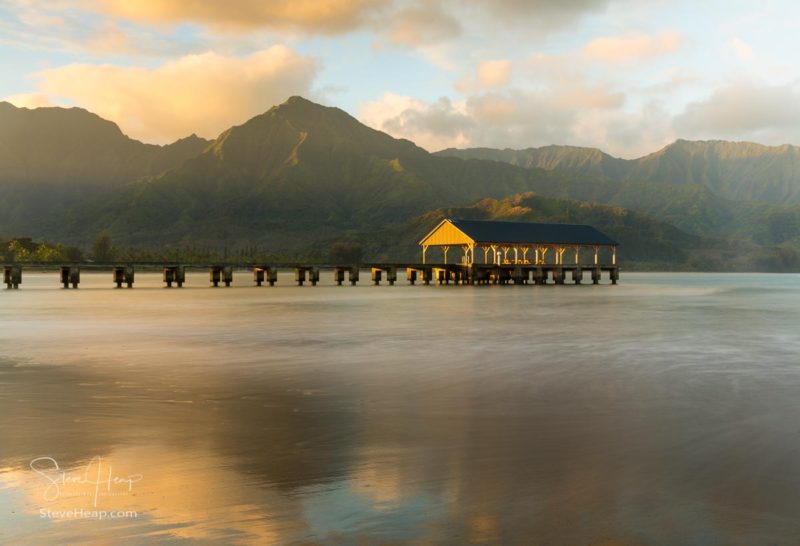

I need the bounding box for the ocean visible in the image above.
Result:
[1,272,800,545]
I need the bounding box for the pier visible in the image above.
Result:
[0,262,619,289]
[2,220,621,290]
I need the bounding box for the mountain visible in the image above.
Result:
[0,102,211,238]
[1,96,799,270]
[437,140,800,204]
[74,96,566,246]
[0,101,210,186]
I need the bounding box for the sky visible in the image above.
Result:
[1,0,799,158]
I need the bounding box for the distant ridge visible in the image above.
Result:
[436,139,800,203]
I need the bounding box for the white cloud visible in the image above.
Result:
[10,46,318,143]
[583,30,682,63]
[729,37,754,61]
[674,81,800,142]
[477,59,512,88]
[359,93,473,151]
[359,80,640,155]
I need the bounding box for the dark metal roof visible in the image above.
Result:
[450,219,618,246]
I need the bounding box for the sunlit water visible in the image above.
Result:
[1,272,800,545]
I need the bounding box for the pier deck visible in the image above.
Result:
[3,262,619,289]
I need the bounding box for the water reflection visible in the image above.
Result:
[2,273,800,544]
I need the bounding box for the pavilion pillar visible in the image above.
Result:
[422,244,429,265]
[513,247,519,264]
[490,245,498,264]
[482,246,490,264]
[574,246,580,264]
[593,246,599,265]
[442,245,450,264]
[540,247,549,264]
[612,246,617,265]
[557,246,567,265]
[521,247,530,264]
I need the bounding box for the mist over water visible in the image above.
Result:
[2,272,800,544]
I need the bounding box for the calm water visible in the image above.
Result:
[1,272,800,545]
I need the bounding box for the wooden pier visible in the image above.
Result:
[0,262,619,289]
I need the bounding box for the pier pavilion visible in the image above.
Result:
[419,218,618,266]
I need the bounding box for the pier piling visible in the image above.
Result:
[294,267,319,286]
[163,266,185,288]
[210,265,233,287]
[3,265,21,289]
[333,266,359,286]
[113,266,134,288]
[253,266,277,286]
[60,266,80,289]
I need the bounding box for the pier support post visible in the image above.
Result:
[512,266,527,285]
[113,266,134,288]
[349,267,359,286]
[294,268,306,286]
[253,267,272,286]
[610,267,619,285]
[309,267,320,286]
[262,267,278,286]
[572,268,583,285]
[163,266,185,288]
[592,267,601,285]
[406,268,417,285]
[210,266,222,287]
[60,266,80,289]
[371,268,382,285]
[333,267,345,285]
[3,265,21,289]
[553,267,564,285]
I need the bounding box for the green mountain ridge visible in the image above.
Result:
[0,101,212,237]
[1,96,799,270]
[437,139,800,203]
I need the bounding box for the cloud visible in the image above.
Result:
[85,0,387,34]
[457,59,513,92]
[674,81,800,142]
[3,93,55,108]
[583,30,682,63]
[359,79,635,154]
[12,46,317,143]
[464,0,612,26]
[359,93,474,150]
[385,4,461,46]
[729,37,754,61]
[477,59,512,88]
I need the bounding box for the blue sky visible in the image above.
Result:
[1,0,799,157]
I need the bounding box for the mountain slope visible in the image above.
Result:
[79,97,562,245]
[437,140,800,204]
[0,102,211,238]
